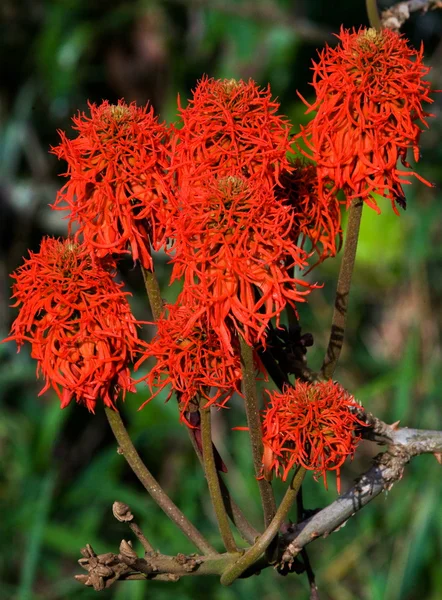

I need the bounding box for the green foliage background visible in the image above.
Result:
[1,1,442,599]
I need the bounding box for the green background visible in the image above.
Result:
[1,1,442,599]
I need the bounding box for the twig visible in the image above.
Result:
[200,405,238,553]
[321,198,363,379]
[280,423,442,565]
[220,467,306,586]
[239,337,276,528]
[381,0,442,31]
[105,408,216,555]
[112,501,155,554]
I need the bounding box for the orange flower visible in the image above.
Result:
[137,301,245,416]
[171,175,313,351]
[52,100,172,268]
[261,381,366,492]
[174,76,294,188]
[297,27,434,213]
[5,238,142,412]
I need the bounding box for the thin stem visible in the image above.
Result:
[365,0,382,30]
[200,405,238,553]
[129,521,155,554]
[187,424,260,545]
[220,467,306,586]
[105,407,216,555]
[239,337,276,529]
[321,198,363,380]
[141,266,163,321]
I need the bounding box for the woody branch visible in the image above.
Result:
[76,418,442,588]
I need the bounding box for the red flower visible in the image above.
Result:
[170,175,313,351]
[277,159,342,263]
[52,100,172,268]
[5,238,143,412]
[297,27,434,213]
[137,302,245,417]
[174,76,294,188]
[261,381,366,492]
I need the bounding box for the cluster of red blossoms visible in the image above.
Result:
[5,238,142,412]
[297,27,434,213]
[261,381,367,492]
[4,27,434,488]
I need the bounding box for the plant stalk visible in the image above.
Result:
[186,423,260,545]
[220,467,306,586]
[200,405,238,553]
[141,266,163,321]
[239,337,276,528]
[105,407,216,555]
[321,198,363,379]
[365,0,382,30]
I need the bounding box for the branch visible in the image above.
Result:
[381,0,442,31]
[280,422,442,566]
[321,198,363,379]
[105,408,216,555]
[76,542,256,590]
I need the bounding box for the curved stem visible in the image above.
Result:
[141,266,163,321]
[200,405,238,553]
[220,467,306,586]
[321,198,363,380]
[366,0,382,30]
[187,424,260,545]
[105,407,216,555]
[239,337,276,528]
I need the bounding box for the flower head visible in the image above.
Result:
[5,238,142,412]
[52,100,172,268]
[137,301,245,417]
[171,175,313,351]
[174,76,294,188]
[261,381,366,492]
[297,27,434,213]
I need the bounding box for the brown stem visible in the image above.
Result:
[199,405,238,553]
[321,198,363,380]
[220,467,306,586]
[366,0,382,29]
[141,266,163,321]
[239,337,276,528]
[187,426,260,545]
[105,407,216,555]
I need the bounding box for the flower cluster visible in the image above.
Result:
[52,100,172,268]
[6,238,142,412]
[173,76,294,187]
[171,175,313,350]
[297,27,434,213]
[137,302,246,417]
[261,381,366,492]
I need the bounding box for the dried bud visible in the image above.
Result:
[112,501,134,522]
